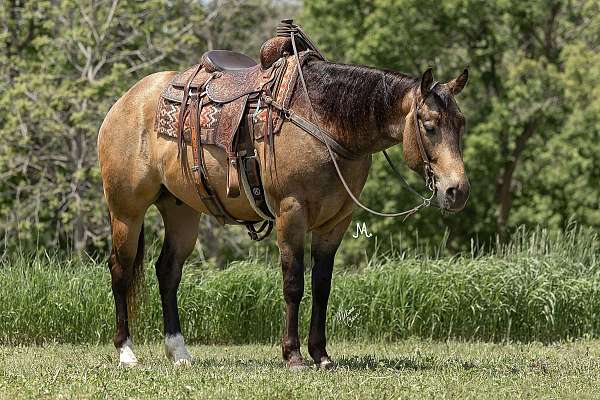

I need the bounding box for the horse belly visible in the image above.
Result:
[158,142,262,222]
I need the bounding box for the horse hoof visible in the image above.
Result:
[318,357,335,370]
[174,358,193,368]
[287,356,307,371]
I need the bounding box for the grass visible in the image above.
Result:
[1,227,599,398]
[2,340,600,399]
[1,226,599,345]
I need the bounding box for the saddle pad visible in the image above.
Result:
[155,97,222,145]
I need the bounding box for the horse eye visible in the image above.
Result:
[425,126,435,134]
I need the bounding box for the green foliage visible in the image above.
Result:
[0,0,294,258]
[302,0,600,259]
[1,226,598,345]
[0,0,205,251]
[1,0,598,261]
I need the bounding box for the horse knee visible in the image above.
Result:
[283,283,304,304]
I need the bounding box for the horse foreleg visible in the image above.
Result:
[276,197,307,369]
[308,216,351,369]
[155,193,200,366]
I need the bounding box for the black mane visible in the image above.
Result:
[303,59,419,134]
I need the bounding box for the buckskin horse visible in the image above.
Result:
[98,21,469,368]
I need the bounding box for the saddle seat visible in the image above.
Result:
[201,50,258,72]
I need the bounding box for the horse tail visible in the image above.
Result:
[127,224,145,321]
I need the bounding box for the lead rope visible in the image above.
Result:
[287,25,437,219]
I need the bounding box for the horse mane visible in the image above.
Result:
[303,59,419,135]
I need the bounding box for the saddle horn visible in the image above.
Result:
[260,19,322,70]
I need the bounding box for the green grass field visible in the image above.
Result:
[1,227,599,398]
[2,340,600,399]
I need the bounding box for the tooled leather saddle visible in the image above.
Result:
[155,21,318,240]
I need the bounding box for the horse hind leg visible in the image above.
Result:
[154,191,200,366]
[108,212,146,367]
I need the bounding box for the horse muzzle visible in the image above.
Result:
[436,176,470,212]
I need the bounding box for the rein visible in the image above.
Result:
[264,23,437,219]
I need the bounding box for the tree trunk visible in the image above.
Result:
[496,120,538,235]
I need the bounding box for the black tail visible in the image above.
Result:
[126,225,145,321]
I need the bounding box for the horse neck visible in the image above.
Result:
[302,60,417,157]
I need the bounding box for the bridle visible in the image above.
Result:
[409,83,439,192]
[263,23,438,219]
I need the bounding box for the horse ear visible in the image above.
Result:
[448,68,469,95]
[420,67,434,98]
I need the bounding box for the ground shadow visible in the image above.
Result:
[191,358,282,369]
[335,354,436,371]
[179,352,503,373]
[191,354,438,371]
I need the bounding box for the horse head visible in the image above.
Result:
[402,68,470,212]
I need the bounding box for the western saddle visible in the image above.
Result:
[156,20,318,240]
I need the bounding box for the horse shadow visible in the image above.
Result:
[191,354,440,371]
[334,354,436,371]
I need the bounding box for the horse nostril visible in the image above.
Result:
[446,186,457,203]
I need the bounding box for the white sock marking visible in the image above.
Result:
[165,333,192,365]
[118,337,138,366]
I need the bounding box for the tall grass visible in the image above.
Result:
[0,226,598,345]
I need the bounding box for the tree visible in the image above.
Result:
[301,0,600,258]
[0,0,296,260]
[0,0,204,251]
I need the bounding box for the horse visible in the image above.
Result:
[98,45,469,368]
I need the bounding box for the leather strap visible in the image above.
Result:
[412,82,438,192]
[177,64,202,160]
[245,220,274,241]
[263,96,360,160]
